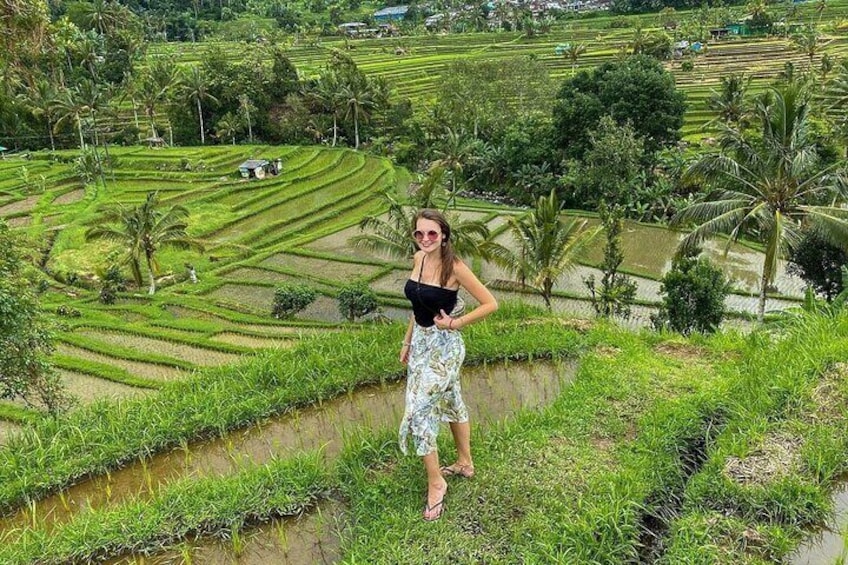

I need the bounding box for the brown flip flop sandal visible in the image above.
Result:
[440,464,475,478]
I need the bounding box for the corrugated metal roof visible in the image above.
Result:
[374,5,409,16]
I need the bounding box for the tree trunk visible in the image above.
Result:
[132,97,140,130]
[146,254,157,295]
[758,267,768,323]
[76,113,86,149]
[332,114,338,147]
[46,119,55,151]
[197,98,205,144]
[354,112,360,149]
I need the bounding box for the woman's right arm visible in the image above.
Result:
[401,315,414,365]
[401,252,419,365]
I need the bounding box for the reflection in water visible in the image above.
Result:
[0,360,575,539]
[107,501,346,565]
[790,480,848,565]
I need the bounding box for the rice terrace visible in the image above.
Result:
[2,0,848,562]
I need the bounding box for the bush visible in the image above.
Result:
[680,60,694,72]
[56,305,81,318]
[652,251,730,336]
[337,282,378,322]
[99,265,127,305]
[787,230,848,302]
[272,284,317,319]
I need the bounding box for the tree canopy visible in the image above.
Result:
[552,54,686,159]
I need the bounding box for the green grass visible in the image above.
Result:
[2,311,845,563]
[0,305,587,514]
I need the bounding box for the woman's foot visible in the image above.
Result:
[423,480,447,521]
[440,462,475,478]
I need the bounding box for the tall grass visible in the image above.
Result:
[0,306,587,515]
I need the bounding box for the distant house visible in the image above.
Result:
[373,5,409,22]
[726,22,752,36]
[338,22,368,35]
[144,136,166,149]
[709,27,730,39]
[425,13,445,28]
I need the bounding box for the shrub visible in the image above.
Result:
[337,282,378,322]
[56,305,81,318]
[272,284,317,319]
[652,251,730,336]
[584,203,637,319]
[1,222,68,415]
[680,60,694,72]
[787,230,848,302]
[99,265,127,305]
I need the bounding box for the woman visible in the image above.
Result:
[399,208,498,521]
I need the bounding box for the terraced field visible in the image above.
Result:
[144,0,848,138]
[2,143,841,565]
[0,145,405,443]
[1,142,811,449]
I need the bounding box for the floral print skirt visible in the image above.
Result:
[399,323,468,457]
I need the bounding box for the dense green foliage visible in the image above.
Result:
[788,229,848,301]
[652,250,730,335]
[0,222,67,414]
[272,283,318,318]
[553,54,687,158]
[584,203,638,319]
[675,83,848,321]
[337,281,379,321]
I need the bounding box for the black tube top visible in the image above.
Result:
[404,279,458,327]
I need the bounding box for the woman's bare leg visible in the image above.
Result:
[422,451,447,520]
[449,421,473,467]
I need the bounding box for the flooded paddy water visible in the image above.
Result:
[790,479,848,565]
[0,359,576,540]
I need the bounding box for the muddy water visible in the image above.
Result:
[0,359,575,537]
[108,500,346,565]
[789,480,848,565]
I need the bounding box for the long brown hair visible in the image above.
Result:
[414,208,456,287]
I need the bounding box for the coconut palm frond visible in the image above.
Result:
[805,207,848,248]
[349,232,415,260]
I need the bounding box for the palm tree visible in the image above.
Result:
[120,70,142,131]
[85,192,203,295]
[824,59,848,158]
[215,112,241,145]
[139,58,180,139]
[815,0,827,23]
[428,128,481,204]
[308,72,345,147]
[21,79,58,151]
[825,58,848,109]
[562,43,587,76]
[76,0,124,35]
[350,181,492,260]
[793,26,823,68]
[490,190,599,310]
[674,84,848,322]
[706,73,751,128]
[181,66,217,144]
[52,86,88,149]
[341,81,377,150]
[238,94,256,144]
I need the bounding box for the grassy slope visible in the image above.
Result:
[0,310,845,563]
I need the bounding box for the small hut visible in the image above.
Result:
[238,159,270,179]
[145,136,166,149]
